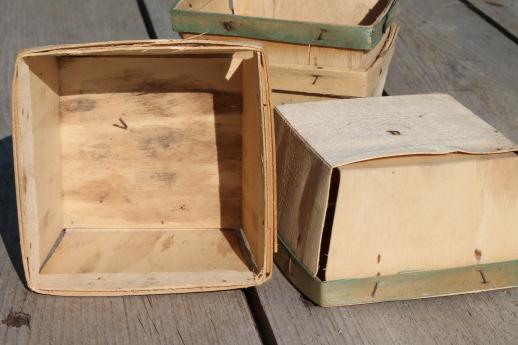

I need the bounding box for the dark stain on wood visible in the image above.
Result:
[479,269,488,284]
[161,234,175,252]
[150,172,176,184]
[222,21,234,31]
[212,92,243,114]
[475,248,482,261]
[113,118,128,130]
[377,254,381,263]
[134,80,179,93]
[98,191,108,204]
[317,28,328,40]
[2,311,30,328]
[371,281,379,297]
[138,129,178,158]
[63,98,96,112]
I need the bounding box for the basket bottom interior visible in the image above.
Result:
[40,228,254,276]
[20,53,268,292]
[30,228,257,294]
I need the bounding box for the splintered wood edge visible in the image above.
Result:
[275,236,518,307]
[171,0,399,50]
[258,47,276,279]
[15,39,266,58]
[27,281,261,297]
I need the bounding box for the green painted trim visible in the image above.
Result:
[275,236,518,307]
[171,0,399,50]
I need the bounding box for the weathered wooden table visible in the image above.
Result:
[1,0,517,344]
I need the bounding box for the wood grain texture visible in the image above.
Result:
[384,0,518,143]
[170,0,397,50]
[330,153,518,280]
[0,0,262,344]
[142,0,181,38]
[254,0,518,343]
[467,0,518,38]
[259,266,518,344]
[3,286,263,345]
[0,0,148,140]
[276,238,518,307]
[274,110,332,277]
[167,0,396,71]
[60,90,242,230]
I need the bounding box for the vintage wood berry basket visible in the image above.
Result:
[12,40,276,296]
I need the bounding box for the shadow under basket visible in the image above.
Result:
[12,40,275,296]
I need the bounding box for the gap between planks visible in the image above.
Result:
[136,0,158,38]
[244,287,279,345]
[458,0,518,45]
[91,3,274,341]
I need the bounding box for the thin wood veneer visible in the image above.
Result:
[275,94,518,306]
[12,40,275,296]
[173,0,400,104]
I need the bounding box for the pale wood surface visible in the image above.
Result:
[0,0,263,344]
[60,90,242,230]
[277,94,517,167]
[2,0,518,344]
[257,0,518,342]
[468,0,518,38]
[276,93,518,280]
[41,229,250,275]
[181,0,382,25]
[330,153,518,280]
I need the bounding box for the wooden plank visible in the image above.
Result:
[0,0,263,344]
[141,0,180,38]
[259,266,518,344]
[384,0,518,143]
[251,0,518,343]
[5,286,263,345]
[466,0,518,39]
